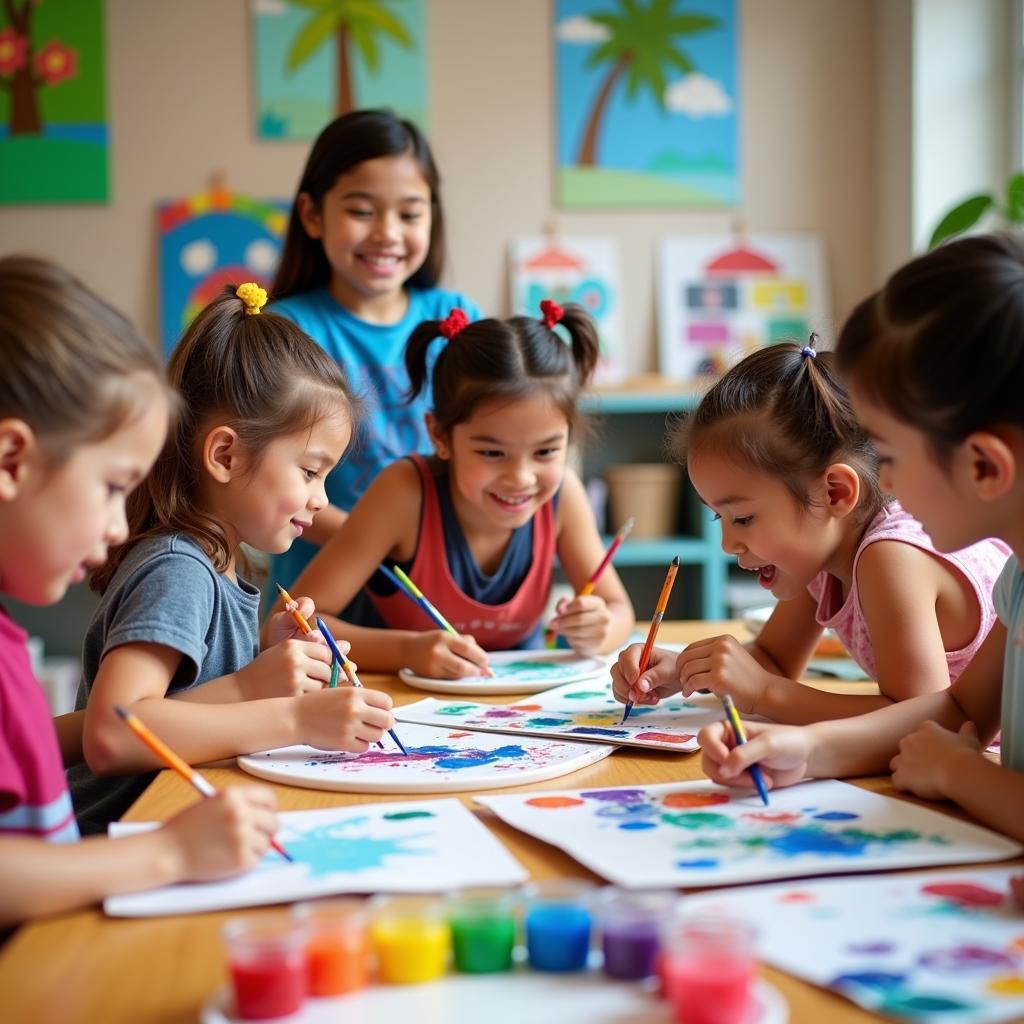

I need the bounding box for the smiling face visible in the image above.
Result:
[687,446,848,600]
[0,375,169,606]
[432,392,570,534]
[299,154,432,321]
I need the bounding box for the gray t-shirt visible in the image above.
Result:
[995,555,1024,773]
[69,533,261,833]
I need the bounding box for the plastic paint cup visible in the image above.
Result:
[446,887,519,974]
[599,888,677,981]
[222,912,308,1021]
[662,914,758,1024]
[524,879,596,972]
[370,894,451,984]
[293,898,370,997]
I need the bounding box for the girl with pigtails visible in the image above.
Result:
[280,301,635,679]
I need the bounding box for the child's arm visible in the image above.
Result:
[53,710,85,767]
[281,461,491,677]
[83,642,394,775]
[0,785,277,926]
[699,623,1007,788]
[548,469,635,655]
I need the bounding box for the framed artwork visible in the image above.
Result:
[250,0,427,140]
[656,233,831,380]
[0,0,108,202]
[554,0,738,208]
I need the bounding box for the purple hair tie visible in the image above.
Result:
[800,345,816,360]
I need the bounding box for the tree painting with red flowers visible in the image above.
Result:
[0,0,77,136]
[0,0,106,202]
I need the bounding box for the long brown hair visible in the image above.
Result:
[672,339,885,520]
[91,286,359,593]
[0,255,166,460]
[273,109,445,299]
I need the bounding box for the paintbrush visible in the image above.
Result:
[622,555,679,723]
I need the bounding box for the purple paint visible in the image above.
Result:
[602,918,662,980]
[484,710,521,719]
[581,789,647,803]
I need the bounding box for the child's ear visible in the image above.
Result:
[823,462,860,519]
[962,430,1016,500]
[296,192,323,240]
[0,418,36,501]
[202,425,244,483]
[425,412,450,460]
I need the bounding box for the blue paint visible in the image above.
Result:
[676,857,719,868]
[567,727,629,737]
[813,811,860,821]
[524,717,571,728]
[434,744,527,770]
[831,971,906,990]
[764,826,870,858]
[525,905,592,972]
[282,822,431,877]
[594,804,658,822]
[618,821,657,830]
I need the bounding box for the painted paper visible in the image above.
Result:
[657,234,831,380]
[509,236,625,383]
[555,0,738,208]
[236,723,614,794]
[476,780,1022,889]
[250,0,427,141]
[158,187,288,354]
[395,679,723,751]
[105,798,526,917]
[686,867,1024,1023]
[0,0,108,202]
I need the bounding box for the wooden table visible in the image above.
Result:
[0,623,1004,1023]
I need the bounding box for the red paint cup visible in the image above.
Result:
[222,912,308,1021]
[293,898,371,996]
[661,914,758,1024]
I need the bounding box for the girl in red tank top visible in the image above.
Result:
[287,301,636,679]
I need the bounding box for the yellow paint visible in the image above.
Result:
[371,917,450,984]
[986,974,1024,996]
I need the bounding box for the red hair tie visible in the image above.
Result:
[439,307,469,340]
[540,299,564,329]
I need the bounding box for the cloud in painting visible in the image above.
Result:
[555,16,611,43]
[664,72,732,117]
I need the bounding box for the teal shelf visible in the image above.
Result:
[580,390,701,415]
[601,536,713,565]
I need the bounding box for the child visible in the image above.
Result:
[71,284,395,834]
[280,302,636,678]
[270,109,483,591]
[0,256,280,925]
[699,232,1024,845]
[612,336,1009,725]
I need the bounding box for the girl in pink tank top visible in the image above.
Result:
[289,301,636,679]
[611,335,1009,725]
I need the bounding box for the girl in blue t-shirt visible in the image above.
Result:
[270,109,482,591]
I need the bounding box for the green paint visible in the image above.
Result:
[449,914,516,973]
[437,704,476,715]
[660,811,735,830]
[382,810,436,821]
[562,690,607,699]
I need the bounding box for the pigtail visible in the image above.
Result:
[404,320,444,402]
[556,302,600,389]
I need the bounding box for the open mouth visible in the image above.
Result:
[488,491,534,510]
[740,561,777,589]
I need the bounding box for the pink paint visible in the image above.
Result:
[921,882,1005,907]
[663,953,757,1024]
[636,732,694,744]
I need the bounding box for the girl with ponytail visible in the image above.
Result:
[284,301,635,678]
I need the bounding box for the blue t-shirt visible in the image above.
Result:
[995,555,1024,772]
[270,286,482,590]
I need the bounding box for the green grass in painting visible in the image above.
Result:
[558,165,727,208]
[0,137,107,202]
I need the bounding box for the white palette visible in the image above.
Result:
[236,723,614,794]
[686,868,1024,1023]
[399,649,610,695]
[396,678,724,751]
[477,779,1022,889]
[105,799,526,917]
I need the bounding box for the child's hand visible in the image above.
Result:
[698,720,810,791]
[610,643,681,706]
[236,639,336,699]
[294,686,395,752]
[890,720,982,800]
[163,785,279,882]
[265,595,322,646]
[548,594,612,655]
[676,635,771,714]
[404,631,491,679]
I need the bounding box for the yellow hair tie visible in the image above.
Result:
[236,282,267,315]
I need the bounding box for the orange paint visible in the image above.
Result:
[525,795,586,809]
[306,929,370,996]
[510,704,542,711]
[779,891,815,903]
[661,792,730,808]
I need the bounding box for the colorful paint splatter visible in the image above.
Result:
[396,679,726,751]
[686,867,1024,1023]
[476,779,1022,889]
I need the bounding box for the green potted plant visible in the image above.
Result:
[928,172,1024,247]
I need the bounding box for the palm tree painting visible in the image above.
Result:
[251,0,425,141]
[555,0,737,207]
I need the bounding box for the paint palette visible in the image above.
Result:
[104,799,527,917]
[395,678,725,751]
[236,723,615,794]
[686,867,1024,1023]
[476,779,1023,889]
[399,649,611,695]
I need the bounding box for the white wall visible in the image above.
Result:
[0,0,880,371]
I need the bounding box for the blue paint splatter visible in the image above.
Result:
[525,717,571,728]
[433,745,527,770]
[677,858,719,868]
[619,821,657,830]
[764,826,871,858]
[567,727,629,737]
[284,821,431,877]
[813,811,860,821]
